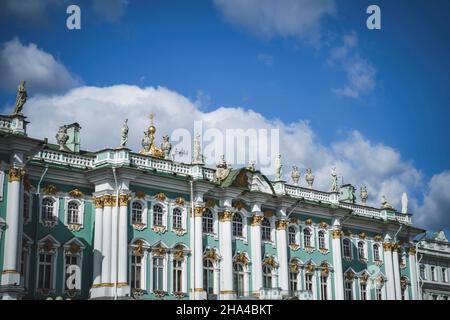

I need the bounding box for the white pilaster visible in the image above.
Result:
[1,167,24,292]
[92,197,103,286]
[101,196,113,286]
[219,210,235,300]
[250,206,263,296]
[110,203,119,290]
[392,244,402,300]
[383,243,396,300]
[408,247,419,300]
[117,194,130,296]
[276,219,289,296]
[193,205,206,299]
[331,228,344,300]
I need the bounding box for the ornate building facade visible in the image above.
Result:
[0,102,430,300]
[417,231,450,300]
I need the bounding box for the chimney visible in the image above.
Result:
[65,123,81,153]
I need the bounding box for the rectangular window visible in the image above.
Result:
[65,254,80,290]
[320,276,328,300]
[360,283,367,300]
[20,249,28,288]
[344,281,353,300]
[420,264,426,280]
[38,253,53,290]
[289,272,298,295]
[305,274,313,292]
[173,260,183,292]
[442,267,448,283]
[431,266,437,281]
[153,257,164,291]
[376,288,383,300]
[131,255,142,289]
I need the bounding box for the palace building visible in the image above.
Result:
[0,88,440,300]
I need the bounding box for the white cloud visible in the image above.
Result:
[0,0,65,21]
[330,33,377,99]
[415,171,450,230]
[23,84,426,215]
[257,53,274,66]
[0,38,81,94]
[214,0,335,43]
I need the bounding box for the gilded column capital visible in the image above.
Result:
[331,229,343,239]
[103,195,114,207]
[119,194,130,207]
[251,215,264,226]
[8,167,25,182]
[94,197,104,209]
[276,219,288,230]
[218,210,233,222]
[383,242,393,251]
[193,206,205,218]
[392,243,400,252]
[408,247,416,256]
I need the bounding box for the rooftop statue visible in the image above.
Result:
[360,185,368,205]
[291,165,300,186]
[120,119,129,147]
[192,133,204,164]
[214,155,230,183]
[330,167,339,192]
[55,125,69,151]
[275,154,283,181]
[247,160,256,172]
[401,192,408,214]
[13,80,27,115]
[161,135,172,160]
[380,195,394,210]
[139,113,166,159]
[305,168,315,188]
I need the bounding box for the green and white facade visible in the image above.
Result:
[0,112,428,300]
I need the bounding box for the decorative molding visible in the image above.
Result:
[319,222,328,229]
[8,167,25,182]
[383,243,393,251]
[103,195,114,207]
[94,197,103,208]
[218,211,233,222]
[289,244,300,251]
[305,218,313,226]
[358,232,366,240]
[374,235,383,242]
[174,197,185,206]
[205,199,216,208]
[132,223,146,231]
[276,219,288,230]
[234,252,249,266]
[43,184,58,196]
[68,189,84,198]
[194,206,205,217]
[251,215,264,226]
[135,191,146,199]
[263,211,273,218]
[331,229,342,239]
[154,192,166,202]
[119,194,130,206]
[67,223,82,232]
[152,225,167,234]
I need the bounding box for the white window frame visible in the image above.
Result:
[36,235,60,294]
[232,211,247,241]
[441,266,448,283]
[151,202,168,232]
[373,242,383,262]
[303,227,315,249]
[261,217,273,243]
[62,238,85,295]
[150,251,168,293]
[202,208,215,234]
[39,196,59,228]
[130,199,148,230]
[64,198,85,229]
[129,239,149,291]
[288,224,300,246]
[171,205,187,234]
[342,237,353,260]
[317,229,328,250]
[170,247,188,294]
[357,240,367,261]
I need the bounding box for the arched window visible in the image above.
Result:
[304,228,312,247]
[318,231,326,250]
[153,204,164,227]
[288,226,297,245]
[173,259,183,293]
[233,263,245,297]
[261,218,271,241]
[67,201,80,224]
[202,209,214,234]
[373,244,381,261]
[263,265,272,289]
[289,264,299,295]
[343,238,352,258]
[232,213,243,237]
[173,208,182,229]
[42,198,55,221]
[152,256,164,291]
[203,259,214,295]
[358,241,365,260]
[131,202,143,224]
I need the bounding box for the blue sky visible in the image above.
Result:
[0,0,449,234]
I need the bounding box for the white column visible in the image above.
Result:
[193,205,205,299]
[101,195,113,287]
[250,213,263,296]
[383,243,396,300]
[219,210,235,300]
[117,194,130,295]
[276,219,289,296]
[1,167,24,290]
[331,229,344,300]
[392,244,402,300]
[92,197,103,286]
[110,202,119,289]
[408,247,419,300]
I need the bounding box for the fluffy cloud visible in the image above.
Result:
[20,84,424,213]
[330,33,377,99]
[415,171,450,230]
[0,38,81,94]
[214,0,335,43]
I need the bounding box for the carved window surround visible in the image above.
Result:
[39,195,60,228]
